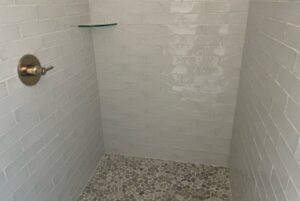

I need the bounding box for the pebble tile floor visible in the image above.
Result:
[78,154,232,201]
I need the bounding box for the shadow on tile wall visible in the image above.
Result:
[230,0,300,200]
[0,1,104,201]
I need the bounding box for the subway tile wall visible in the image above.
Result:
[230,0,300,200]
[0,1,104,201]
[90,0,249,166]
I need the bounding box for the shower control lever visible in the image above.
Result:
[18,54,54,86]
[20,65,54,76]
[41,66,54,75]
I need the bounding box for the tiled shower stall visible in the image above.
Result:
[0,0,299,201]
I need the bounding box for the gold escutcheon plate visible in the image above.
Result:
[18,54,42,86]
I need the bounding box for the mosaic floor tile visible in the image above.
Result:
[78,154,232,201]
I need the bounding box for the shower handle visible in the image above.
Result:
[41,66,54,75]
[18,54,54,86]
[20,65,54,76]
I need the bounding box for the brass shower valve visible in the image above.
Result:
[18,54,54,86]
[19,65,54,76]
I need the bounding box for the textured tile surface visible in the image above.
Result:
[90,0,249,166]
[78,154,232,201]
[0,1,104,201]
[230,0,300,200]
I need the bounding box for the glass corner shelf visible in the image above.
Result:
[78,23,118,28]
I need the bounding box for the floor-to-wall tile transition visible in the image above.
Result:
[78,154,232,201]
[90,0,249,166]
[230,0,300,200]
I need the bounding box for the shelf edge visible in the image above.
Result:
[78,23,118,28]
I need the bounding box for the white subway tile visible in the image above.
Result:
[0,172,6,188]
[286,99,300,133]
[285,25,300,52]
[20,20,56,37]
[5,138,44,180]
[0,81,8,99]
[0,1,102,201]
[205,2,231,13]
[21,115,56,150]
[0,112,16,135]
[92,0,248,167]
[0,141,24,170]
[0,6,37,24]
[230,2,300,200]
[0,0,13,5]
[276,2,300,26]
[0,25,20,44]
[0,167,29,201]
[286,180,300,201]
[0,37,43,61]
[271,104,299,153]
[37,5,66,19]
[278,67,300,104]
[0,89,35,117]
